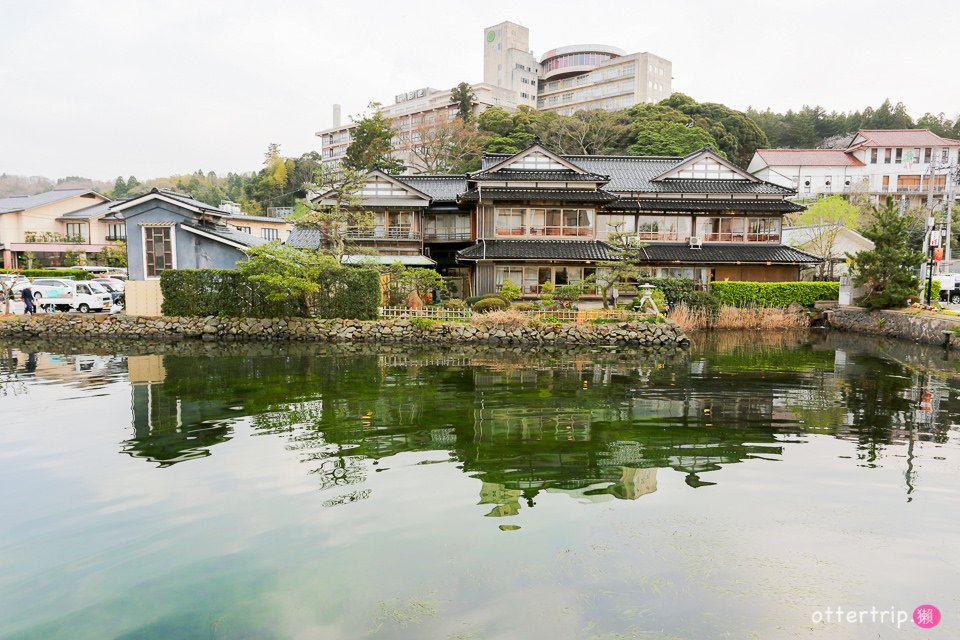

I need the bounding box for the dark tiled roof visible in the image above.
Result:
[639,243,822,264]
[458,240,616,261]
[396,175,467,201]
[646,179,792,194]
[154,189,227,213]
[181,222,267,247]
[458,188,619,203]
[479,152,793,195]
[606,199,807,213]
[469,169,609,182]
[286,226,325,249]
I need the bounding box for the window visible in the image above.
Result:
[896,148,903,163]
[107,223,126,240]
[871,149,878,164]
[883,148,892,163]
[262,228,279,240]
[597,215,636,240]
[912,148,921,164]
[144,226,173,278]
[924,148,932,163]
[943,149,949,162]
[237,226,252,234]
[882,176,890,191]
[746,218,781,242]
[65,223,86,241]
[495,208,525,235]
[897,175,921,192]
[529,208,593,236]
[697,217,771,242]
[636,215,692,241]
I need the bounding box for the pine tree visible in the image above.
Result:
[849,196,924,310]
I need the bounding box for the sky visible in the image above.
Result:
[2,0,959,183]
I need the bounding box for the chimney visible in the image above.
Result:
[333,104,341,128]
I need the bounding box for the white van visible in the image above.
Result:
[38,280,113,313]
[933,274,960,305]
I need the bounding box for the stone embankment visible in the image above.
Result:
[827,307,960,346]
[0,313,690,347]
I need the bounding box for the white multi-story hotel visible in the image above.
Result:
[315,21,672,172]
[748,129,960,210]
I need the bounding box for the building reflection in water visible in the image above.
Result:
[104,336,959,512]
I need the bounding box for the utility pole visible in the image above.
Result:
[947,164,958,262]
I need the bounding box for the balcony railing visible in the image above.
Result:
[495,226,594,237]
[105,235,127,242]
[344,225,420,240]
[423,227,471,241]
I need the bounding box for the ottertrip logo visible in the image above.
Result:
[811,605,941,629]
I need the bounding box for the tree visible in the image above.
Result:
[294,164,371,261]
[402,111,482,173]
[588,223,647,309]
[791,196,860,280]
[544,109,633,155]
[237,242,338,303]
[450,82,476,122]
[627,121,720,157]
[849,196,925,310]
[343,102,404,174]
[111,176,128,199]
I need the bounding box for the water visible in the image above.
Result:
[0,333,957,639]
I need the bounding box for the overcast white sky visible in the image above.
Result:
[2,0,958,182]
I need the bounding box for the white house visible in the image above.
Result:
[782,224,875,279]
[748,129,960,209]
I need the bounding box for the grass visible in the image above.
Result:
[668,304,808,332]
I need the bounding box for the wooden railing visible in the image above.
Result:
[379,306,473,322]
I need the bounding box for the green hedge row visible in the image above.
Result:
[1,269,89,279]
[923,280,942,301]
[160,268,380,320]
[710,281,840,307]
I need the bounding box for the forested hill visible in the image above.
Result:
[746,98,960,149]
[4,94,956,214]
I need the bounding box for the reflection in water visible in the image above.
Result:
[4,333,954,514]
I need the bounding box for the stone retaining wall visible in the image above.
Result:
[827,307,960,346]
[0,313,690,348]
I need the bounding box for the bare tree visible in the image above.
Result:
[399,111,482,174]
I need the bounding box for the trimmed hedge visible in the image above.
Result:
[710,281,840,307]
[473,298,508,313]
[923,279,942,301]
[160,268,380,319]
[1,269,89,279]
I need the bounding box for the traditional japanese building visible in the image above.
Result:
[292,143,819,300]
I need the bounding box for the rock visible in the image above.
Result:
[787,301,805,314]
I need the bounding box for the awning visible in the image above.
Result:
[341,254,437,267]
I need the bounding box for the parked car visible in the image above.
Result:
[36,280,113,313]
[0,274,29,295]
[93,277,125,292]
[22,278,77,303]
[97,281,124,305]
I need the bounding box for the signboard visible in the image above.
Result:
[934,248,944,262]
[395,88,427,104]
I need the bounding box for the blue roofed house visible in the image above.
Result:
[111,189,267,280]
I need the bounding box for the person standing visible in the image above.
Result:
[21,285,35,315]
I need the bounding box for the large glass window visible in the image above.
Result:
[495,208,525,235]
[636,215,691,241]
[526,208,594,237]
[499,265,600,295]
[697,217,780,242]
[65,223,86,241]
[107,223,126,240]
[144,227,173,278]
[597,215,636,240]
[261,228,279,241]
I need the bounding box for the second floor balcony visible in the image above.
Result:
[424,225,471,241]
[344,225,420,241]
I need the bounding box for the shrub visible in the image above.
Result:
[684,290,723,316]
[470,308,529,331]
[512,302,540,311]
[481,292,510,306]
[473,298,508,313]
[464,295,484,307]
[160,267,380,319]
[923,279,942,302]
[440,298,466,310]
[710,281,840,307]
[500,280,522,301]
[411,317,436,330]
[636,277,695,305]
[1,269,89,280]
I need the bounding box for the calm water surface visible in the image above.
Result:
[0,332,958,639]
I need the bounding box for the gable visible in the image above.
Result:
[315,170,431,207]
[485,144,587,174]
[655,148,758,182]
[360,174,425,198]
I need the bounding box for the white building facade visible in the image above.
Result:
[748,129,960,209]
